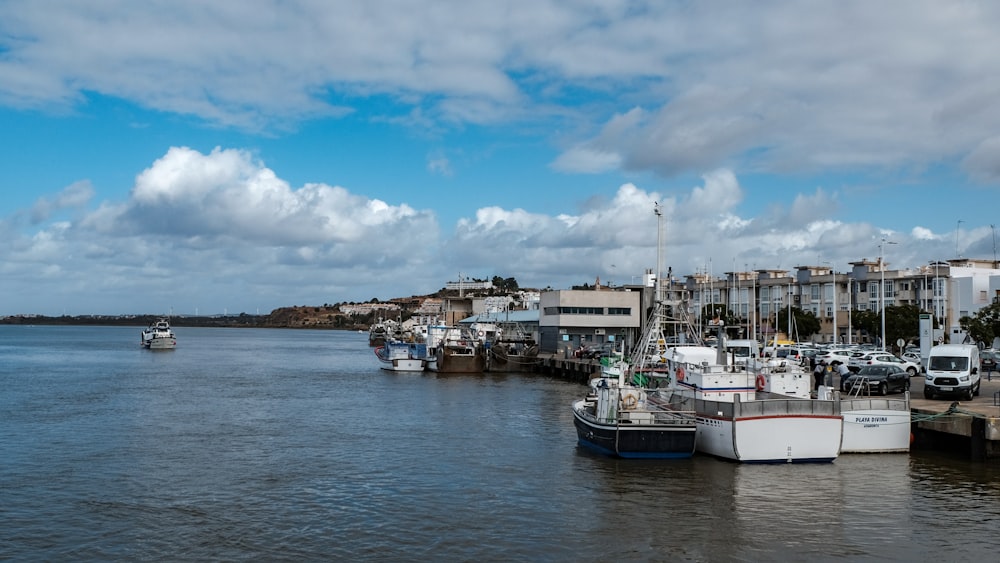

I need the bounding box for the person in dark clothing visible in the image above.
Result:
[813,360,825,391]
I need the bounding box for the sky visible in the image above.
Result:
[3,1,1000,317]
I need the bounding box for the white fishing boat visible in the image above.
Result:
[373,341,427,372]
[658,342,843,463]
[836,383,911,453]
[750,352,910,454]
[141,318,176,350]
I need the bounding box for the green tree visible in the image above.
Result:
[775,306,820,339]
[960,301,1000,346]
[884,304,922,352]
[850,309,880,344]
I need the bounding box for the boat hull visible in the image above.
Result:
[670,392,842,463]
[432,347,486,374]
[380,358,426,372]
[144,336,176,350]
[840,397,911,453]
[695,408,842,463]
[572,401,697,459]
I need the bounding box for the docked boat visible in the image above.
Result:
[141,318,176,350]
[486,338,540,372]
[426,325,485,374]
[658,341,843,463]
[368,319,401,347]
[374,341,427,372]
[572,358,697,459]
[837,385,911,453]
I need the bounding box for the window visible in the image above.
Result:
[544,306,605,315]
[607,307,631,315]
[883,280,894,298]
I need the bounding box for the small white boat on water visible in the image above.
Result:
[374,341,427,372]
[141,318,176,350]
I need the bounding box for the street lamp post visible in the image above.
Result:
[832,268,837,345]
[847,276,853,345]
[824,262,837,345]
[879,237,897,352]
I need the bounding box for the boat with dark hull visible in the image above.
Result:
[424,325,486,373]
[572,361,697,459]
[486,339,540,372]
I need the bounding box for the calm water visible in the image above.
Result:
[2,325,1000,561]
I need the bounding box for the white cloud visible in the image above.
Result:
[0,152,987,315]
[911,226,938,241]
[550,146,621,174]
[29,181,94,223]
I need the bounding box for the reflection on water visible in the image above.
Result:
[2,325,1000,561]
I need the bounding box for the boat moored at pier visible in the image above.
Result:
[572,358,697,459]
[659,344,843,463]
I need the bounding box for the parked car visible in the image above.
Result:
[585,343,617,360]
[842,364,910,395]
[844,350,869,372]
[981,350,998,373]
[847,352,920,376]
[816,348,855,366]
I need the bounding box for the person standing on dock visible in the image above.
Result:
[813,360,825,391]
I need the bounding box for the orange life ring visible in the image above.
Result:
[477,330,485,337]
[676,366,685,382]
[755,374,766,392]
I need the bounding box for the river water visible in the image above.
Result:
[2,325,999,561]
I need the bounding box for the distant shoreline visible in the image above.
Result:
[0,314,360,330]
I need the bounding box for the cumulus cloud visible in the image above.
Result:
[961,136,1000,183]
[29,181,95,223]
[0,150,987,315]
[4,147,444,313]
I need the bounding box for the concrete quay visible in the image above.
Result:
[906,373,1000,461]
[536,355,1000,461]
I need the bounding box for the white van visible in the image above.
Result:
[724,339,760,363]
[924,344,981,400]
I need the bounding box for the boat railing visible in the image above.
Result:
[841,392,910,412]
[732,393,841,417]
[616,407,698,426]
[677,361,747,375]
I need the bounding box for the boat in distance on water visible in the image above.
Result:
[141,318,176,350]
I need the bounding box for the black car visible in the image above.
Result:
[982,351,998,373]
[841,364,910,395]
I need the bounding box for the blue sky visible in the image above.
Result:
[3,1,1000,316]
